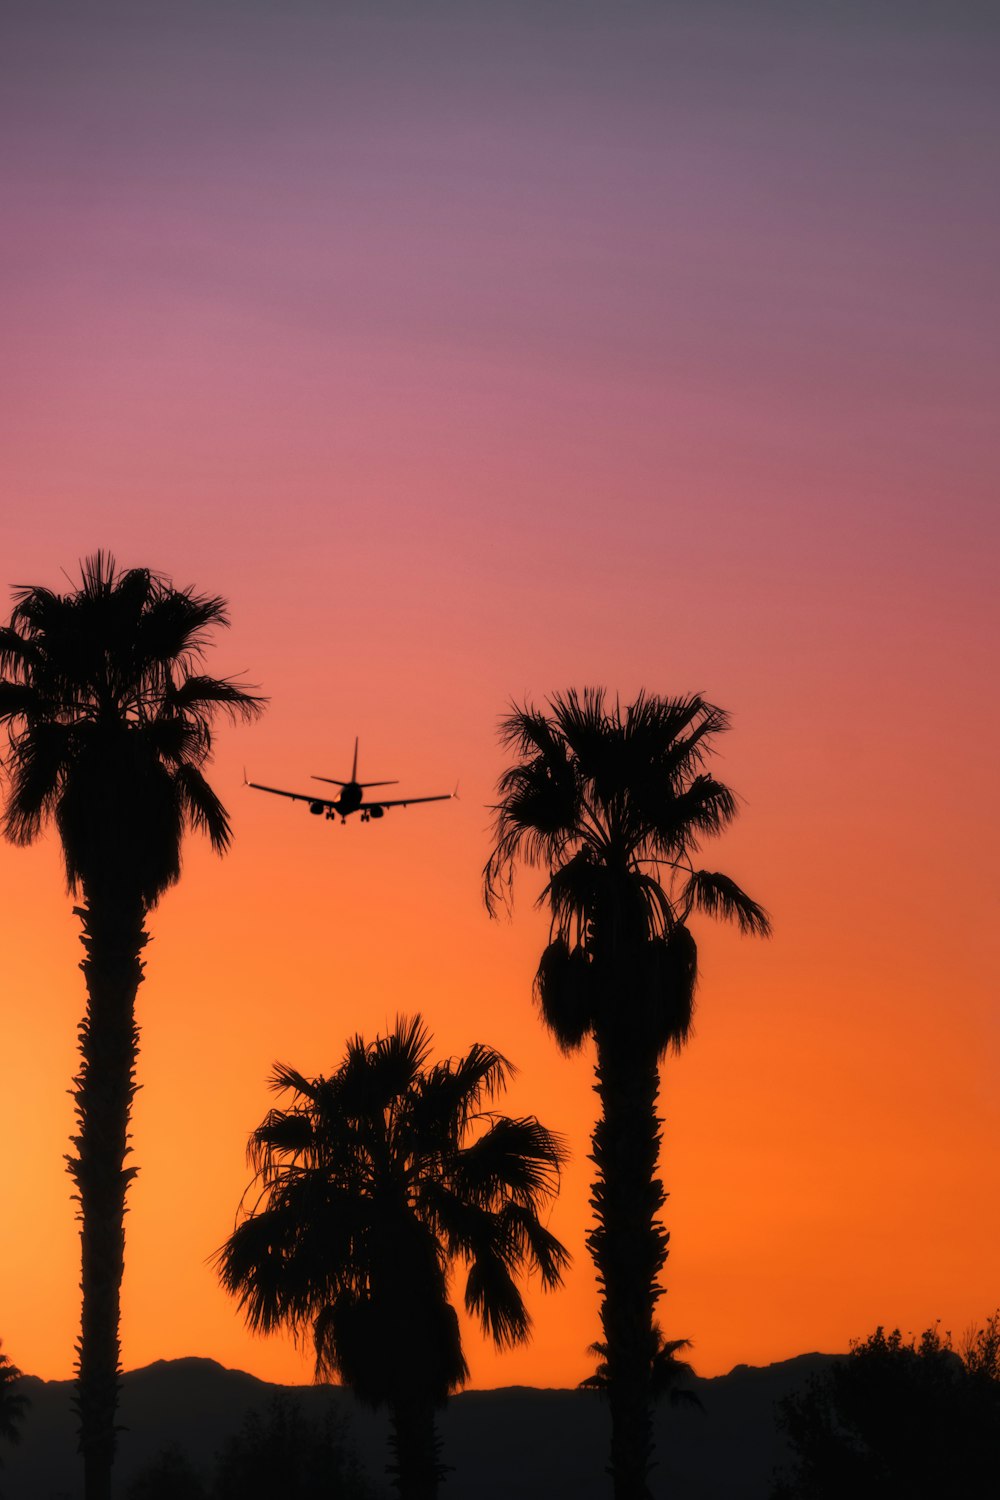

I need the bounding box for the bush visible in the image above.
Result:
[772,1316,1000,1499]
[213,1395,377,1500]
[126,1444,209,1499]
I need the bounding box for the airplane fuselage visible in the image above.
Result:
[339,781,362,814]
[309,781,382,821]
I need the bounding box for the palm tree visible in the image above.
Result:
[581,1328,703,1411]
[216,1014,569,1500]
[0,1341,29,1460]
[484,688,770,1500]
[0,552,262,1500]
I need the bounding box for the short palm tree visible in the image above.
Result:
[0,552,262,1500]
[581,1329,703,1411]
[484,688,770,1500]
[216,1014,569,1500]
[0,1341,29,1458]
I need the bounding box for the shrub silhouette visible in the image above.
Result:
[125,1443,208,1500]
[213,1396,376,1500]
[772,1318,1000,1498]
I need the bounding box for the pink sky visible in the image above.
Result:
[1,2,998,1389]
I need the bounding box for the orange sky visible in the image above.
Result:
[1,2,998,1390]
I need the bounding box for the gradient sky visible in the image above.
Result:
[1,1,998,1390]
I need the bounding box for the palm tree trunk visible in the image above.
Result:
[388,1394,441,1500]
[68,884,147,1500]
[589,1017,668,1500]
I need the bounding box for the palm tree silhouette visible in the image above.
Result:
[0,553,262,1500]
[0,1341,29,1461]
[484,688,769,1500]
[581,1329,704,1411]
[216,1014,569,1500]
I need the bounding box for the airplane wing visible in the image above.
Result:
[247,780,338,809]
[360,794,453,810]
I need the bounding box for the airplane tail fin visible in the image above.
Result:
[314,737,398,788]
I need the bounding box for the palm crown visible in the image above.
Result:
[217,1015,569,1406]
[485,688,770,1054]
[0,550,261,901]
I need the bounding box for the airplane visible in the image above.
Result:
[246,738,455,824]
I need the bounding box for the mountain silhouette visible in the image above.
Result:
[3,1352,838,1499]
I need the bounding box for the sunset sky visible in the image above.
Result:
[2,1,998,1392]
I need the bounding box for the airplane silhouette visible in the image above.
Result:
[247,738,454,824]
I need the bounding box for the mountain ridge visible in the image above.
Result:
[4,1350,843,1499]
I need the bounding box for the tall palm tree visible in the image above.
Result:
[216,1014,569,1500]
[484,688,770,1500]
[0,552,262,1500]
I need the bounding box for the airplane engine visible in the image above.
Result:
[368,805,385,819]
[309,801,325,815]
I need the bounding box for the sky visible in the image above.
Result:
[1,0,998,1390]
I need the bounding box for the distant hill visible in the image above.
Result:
[2,1351,840,1499]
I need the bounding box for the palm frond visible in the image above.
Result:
[496,703,568,763]
[0,628,42,675]
[213,1206,317,1334]
[1,721,70,845]
[135,585,231,667]
[167,674,265,723]
[581,1329,702,1408]
[0,680,45,722]
[463,1248,530,1349]
[77,550,123,600]
[683,870,772,937]
[8,584,64,634]
[249,1108,317,1169]
[423,1040,514,1120]
[174,763,233,853]
[533,939,595,1051]
[645,774,739,848]
[498,1201,571,1288]
[268,1062,319,1099]
[646,926,699,1057]
[145,715,209,766]
[454,1116,566,1208]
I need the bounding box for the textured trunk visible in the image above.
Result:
[388,1394,442,1500]
[589,1013,668,1500]
[68,883,147,1500]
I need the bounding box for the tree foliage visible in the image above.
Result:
[125,1444,209,1500]
[772,1317,1000,1499]
[213,1397,376,1500]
